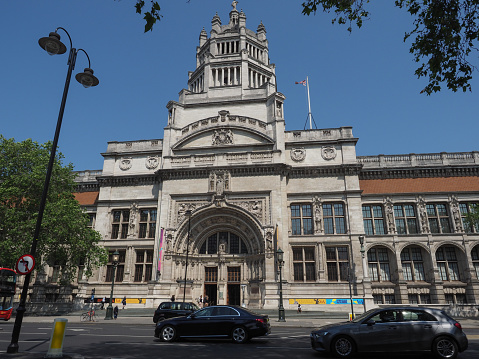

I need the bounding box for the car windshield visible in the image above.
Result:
[352,309,377,323]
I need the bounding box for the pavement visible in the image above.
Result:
[1,308,478,358]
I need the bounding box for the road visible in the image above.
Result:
[0,321,478,359]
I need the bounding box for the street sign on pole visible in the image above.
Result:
[15,255,35,275]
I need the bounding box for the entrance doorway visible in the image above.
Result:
[204,284,217,306]
[227,284,240,305]
[227,266,241,305]
[204,267,218,306]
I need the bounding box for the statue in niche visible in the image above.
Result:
[449,195,463,232]
[216,177,224,196]
[129,202,139,231]
[313,196,323,234]
[209,173,215,192]
[265,231,273,252]
[384,197,395,234]
[417,196,429,233]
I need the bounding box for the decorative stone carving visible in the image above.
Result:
[291,148,306,162]
[119,157,132,171]
[416,196,430,233]
[129,202,139,232]
[449,195,463,232]
[312,196,323,234]
[177,203,197,225]
[212,129,233,145]
[235,200,263,222]
[264,228,274,258]
[209,171,230,195]
[145,156,159,169]
[384,197,396,234]
[321,146,337,160]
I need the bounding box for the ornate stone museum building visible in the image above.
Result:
[66,3,479,313]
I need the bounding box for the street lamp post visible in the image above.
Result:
[105,250,120,320]
[183,210,192,303]
[7,27,99,354]
[277,248,285,322]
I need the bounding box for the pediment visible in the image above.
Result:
[172,126,274,151]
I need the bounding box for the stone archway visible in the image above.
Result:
[167,205,268,308]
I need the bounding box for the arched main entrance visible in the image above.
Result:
[168,205,267,308]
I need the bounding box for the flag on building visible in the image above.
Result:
[295,80,306,86]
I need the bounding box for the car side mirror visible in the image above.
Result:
[366,319,376,326]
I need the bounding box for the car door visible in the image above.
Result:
[208,306,239,336]
[179,307,216,337]
[401,309,438,351]
[359,310,403,352]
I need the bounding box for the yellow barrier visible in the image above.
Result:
[45,318,68,358]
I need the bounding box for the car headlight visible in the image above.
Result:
[312,331,329,339]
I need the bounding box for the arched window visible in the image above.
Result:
[471,245,479,279]
[199,232,248,254]
[436,246,460,281]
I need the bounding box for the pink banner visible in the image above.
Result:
[158,228,164,272]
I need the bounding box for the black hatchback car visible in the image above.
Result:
[154,305,271,344]
[310,306,468,359]
[153,302,199,323]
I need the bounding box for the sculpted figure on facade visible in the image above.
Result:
[264,229,274,258]
[416,196,430,233]
[449,195,464,232]
[321,146,337,161]
[129,202,139,232]
[313,196,323,234]
[177,203,197,225]
[384,197,396,234]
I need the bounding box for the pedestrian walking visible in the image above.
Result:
[171,295,175,302]
[297,303,302,313]
[204,295,209,307]
[122,296,127,309]
[101,296,106,310]
[198,295,203,308]
[113,305,118,319]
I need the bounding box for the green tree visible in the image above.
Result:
[0,136,107,284]
[301,0,479,95]
[464,203,479,232]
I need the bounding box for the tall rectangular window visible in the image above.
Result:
[436,246,460,281]
[401,246,426,281]
[134,249,153,282]
[292,247,316,282]
[460,202,478,233]
[394,204,418,234]
[362,205,386,235]
[323,203,347,234]
[106,250,126,283]
[427,204,451,233]
[291,204,313,235]
[111,210,130,239]
[367,247,391,281]
[326,247,349,282]
[139,209,157,238]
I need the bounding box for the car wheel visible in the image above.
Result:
[160,325,177,342]
[331,335,355,358]
[432,336,458,359]
[231,326,249,344]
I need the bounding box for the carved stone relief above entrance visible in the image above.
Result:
[230,199,265,224]
[212,129,233,146]
[291,147,306,162]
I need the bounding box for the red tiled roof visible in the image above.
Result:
[360,177,479,195]
[74,192,99,205]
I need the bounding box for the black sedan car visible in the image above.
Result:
[154,305,271,344]
[310,307,468,359]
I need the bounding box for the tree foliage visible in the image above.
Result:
[302,0,479,95]
[464,203,479,232]
[0,136,107,284]
[134,0,163,32]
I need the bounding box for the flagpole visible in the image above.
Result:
[306,76,312,130]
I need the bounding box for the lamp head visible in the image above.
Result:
[276,248,284,263]
[75,68,99,88]
[38,32,67,55]
[359,235,365,246]
[185,210,192,218]
[112,250,120,265]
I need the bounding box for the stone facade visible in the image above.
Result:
[32,3,479,314]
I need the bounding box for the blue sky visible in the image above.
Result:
[1,1,478,171]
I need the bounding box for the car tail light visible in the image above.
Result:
[454,322,462,330]
[256,318,266,324]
